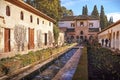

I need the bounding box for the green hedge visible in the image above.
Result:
[0,43,76,77]
[87,46,120,79]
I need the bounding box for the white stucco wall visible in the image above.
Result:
[0,0,54,53]
[76,20,88,27]
[98,21,120,50]
[88,20,99,28]
[58,21,74,28]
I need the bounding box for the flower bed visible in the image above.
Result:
[0,43,76,77]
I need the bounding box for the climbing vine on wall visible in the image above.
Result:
[0,27,2,44]
[48,31,53,47]
[36,30,42,48]
[14,25,26,51]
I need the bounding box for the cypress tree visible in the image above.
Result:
[108,16,114,26]
[100,5,108,29]
[91,5,99,19]
[82,6,85,15]
[104,15,108,27]
[84,5,88,15]
[82,5,88,15]
[25,0,32,5]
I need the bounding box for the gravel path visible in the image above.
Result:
[52,46,82,80]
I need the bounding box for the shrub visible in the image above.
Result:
[88,46,120,79]
[1,60,21,74]
[0,43,76,76]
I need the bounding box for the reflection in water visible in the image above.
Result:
[61,68,76,80]
[32,49,77,80]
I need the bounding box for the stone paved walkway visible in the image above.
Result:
[52,46,83,80]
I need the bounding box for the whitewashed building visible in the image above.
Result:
[58,15,100,42]
[0,0,55,54]
[98,20,120,50]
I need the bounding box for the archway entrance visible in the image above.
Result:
[80,36,84,40]
[113,32,115,48]
[116,31,119,49]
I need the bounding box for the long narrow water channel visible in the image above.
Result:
[20,48,78,80]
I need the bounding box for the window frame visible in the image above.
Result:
[6,6,10,16]
[89,23,93,27]
[20,11,24,20]
[30,15,33,23]
[37,18,39,25]
[80,22,84,26]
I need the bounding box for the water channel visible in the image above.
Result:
[21,48,78,80]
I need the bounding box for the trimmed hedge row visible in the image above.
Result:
[88,46,120,80]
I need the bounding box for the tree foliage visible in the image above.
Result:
[24,0,72,21]
[82,5,88,15]
[91,5,99,19]
[48,31,53,47]
[61,6,73,17]
[100,5,108,29]
[53,25,59,44]
[82,6,85,15]
[24,0,62,21]
[108,16,114,26]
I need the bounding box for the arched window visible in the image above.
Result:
[20,11,24,20]
[37,18,39,24]
[71,36,74,39]
[113,32,115,48]
[89,35,93,40]
[116,31,119,39]
[30,15,33,23]
[80,31,83,35]
[6,6,10,16]
[76,36,79,39]
[42,21,44,24]
[113,32,115,39]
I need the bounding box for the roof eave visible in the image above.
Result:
[5,0,56,23]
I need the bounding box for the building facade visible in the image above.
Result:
[0,0,55,54]
[58,15,100,42]
[98,20,120,50]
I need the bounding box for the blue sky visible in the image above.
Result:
[61,0,120,22]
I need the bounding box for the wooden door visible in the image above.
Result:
[4,28,10,52]
[28,28,34,49]
[44,33,47,45]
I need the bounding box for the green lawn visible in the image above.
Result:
[72,47,88,80]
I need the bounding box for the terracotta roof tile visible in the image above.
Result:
[74,15,99,20]
[60,15,99,21]
[60,16,76,21]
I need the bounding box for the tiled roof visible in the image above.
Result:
[60,16,76,21]
[74,15,99,20]
[5,0,56,23]
[60,15,99,21]
[98,19,120,34]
